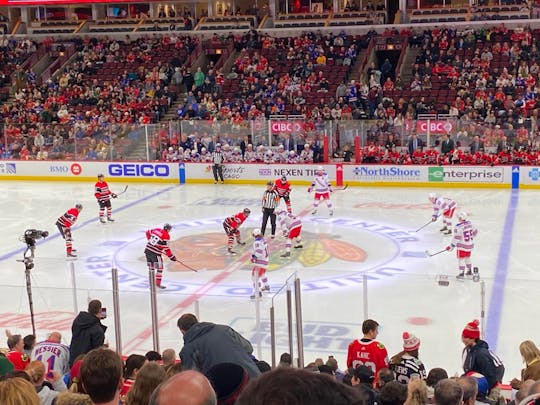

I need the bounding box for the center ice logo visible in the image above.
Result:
[150,231,367,272]
[90,217,421,294]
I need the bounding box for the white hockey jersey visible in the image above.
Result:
[451,220,478,252]
[252,236,269,266]
[432,196,457,218]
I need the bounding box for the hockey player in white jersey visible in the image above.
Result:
[277,210,303,257]
[309,166,333,215]
[251,229,270,299]
[446,212,478,279]
[429,193,457,234]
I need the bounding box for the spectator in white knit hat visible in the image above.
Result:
[389,332,427,384]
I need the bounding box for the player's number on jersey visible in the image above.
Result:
[351,360,377,373]
[36,354,55,373]
[148,235,161,246]
[463,229,473,242]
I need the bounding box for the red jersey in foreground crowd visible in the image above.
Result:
[346,338,389,375]
[145,228,175,258]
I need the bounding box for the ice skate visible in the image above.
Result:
[250,292,262,299]
[311,209,317,215]
[261,285,270,292]
[439,226,448,232]
[107,217,115,222]
[156,285,166,290]
[329,210,334,216]
[281,251,291,258]
[67,252,77,258]
[294,243,303,249]
[227,248,237,255]
[237,241,246,246]
[271,235,275,240]
[443,228,452,235]
[456,272,465,280]
[100,218,106,224]
[465,270,473,277]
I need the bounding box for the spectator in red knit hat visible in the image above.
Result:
[389,332,427,384]
[461,320,498,394]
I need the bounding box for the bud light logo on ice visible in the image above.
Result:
[108,164,170,177]
[354,166,421,180]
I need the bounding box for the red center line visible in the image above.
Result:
[122,203,314,353]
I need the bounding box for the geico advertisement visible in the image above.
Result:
[185,163,330,181]
[346,165,426,182]
[427,166,507,183]
[107,163,173,177]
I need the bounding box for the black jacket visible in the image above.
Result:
[463,339,497,389]
[179,322,261,379]
[69,311,106,366]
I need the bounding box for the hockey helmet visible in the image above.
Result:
[317,165,324,172]
[252,228,262,237]
[458,212,468,221]
[97,173,104,179]
[243,208,251,215]
[281,175,287,182]
[428,193,438,202]
[75,203,83,210]
[266,181,274,186]
[163,223,172,231]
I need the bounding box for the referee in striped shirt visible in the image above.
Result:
[261,181,280,238]
[212,144,225,184]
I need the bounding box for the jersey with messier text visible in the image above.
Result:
[31,341,70,375]
[346,339,389,374]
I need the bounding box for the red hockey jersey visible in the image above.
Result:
[346,338,389,374]
[224,212,248,231]
[145,228,175,258]
[95,181,112,202]
[274,178,291,197]
[57,208,80,228]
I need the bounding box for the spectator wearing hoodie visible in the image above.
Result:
[177,313,261,379]
[69,300,107,367]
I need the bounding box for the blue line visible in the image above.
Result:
[0,185,177,263]
[485,189,519,350]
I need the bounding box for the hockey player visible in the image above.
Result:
[144,223,178,289]
[429,193,457,234]
[446,212,478,280]
[95,174,117,223]
[274,175,292,213]
[223,208,251,255]
[309,166,333,216]
[277,210,303,257]
[250,228,270,299]
[56,204,83,257]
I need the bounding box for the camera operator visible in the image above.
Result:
[69,299,107,367]
[56,204,83,258]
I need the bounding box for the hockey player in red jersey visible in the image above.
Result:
[144,223,178,289]
[347,319,389,375]
[274,175,292,213]
[56,204,83,257]
[429,193,457,234]
[446,212,479,280]
[223,208,251,255]
[94,174,117,223]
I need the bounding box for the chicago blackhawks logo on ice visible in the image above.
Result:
[101,216,421,294]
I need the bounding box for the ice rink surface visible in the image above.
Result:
[1,180,539,379]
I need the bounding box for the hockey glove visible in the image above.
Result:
[431,216,438,222]
[170,255,178,261]
[251,255,256,263]
[308,187,313,193]
[329,188,334,193]
[445,245,454,251]
[112,193,117,198]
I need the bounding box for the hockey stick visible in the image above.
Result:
[425,249,447,257]
[115,185,129,196]
[413,219,433,233]
[176,259,198,272]
[334,183,349,191]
